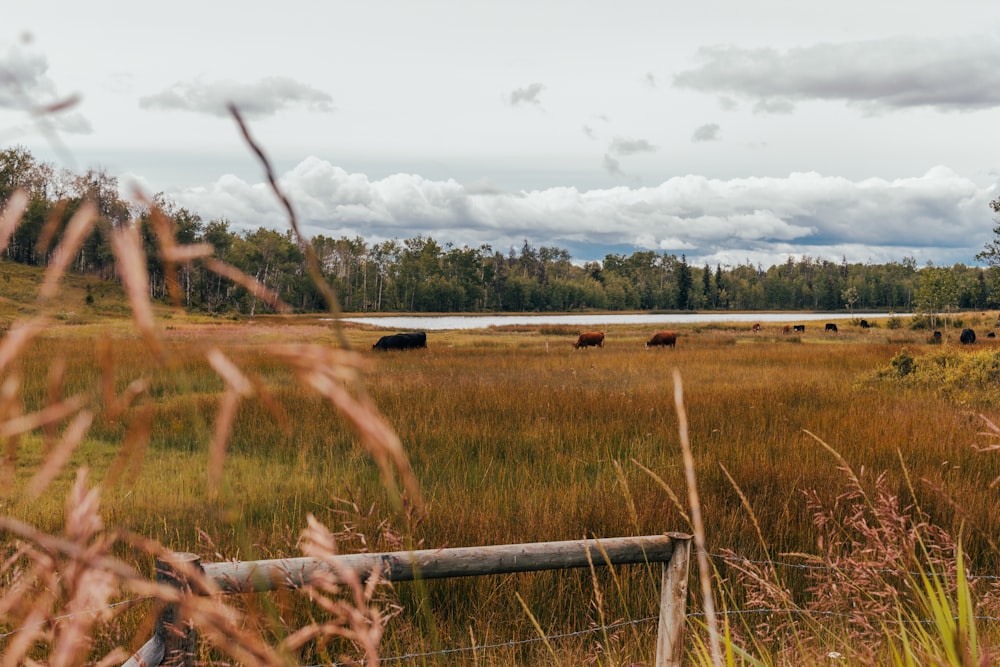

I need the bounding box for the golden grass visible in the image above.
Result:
[4,310,1000,663]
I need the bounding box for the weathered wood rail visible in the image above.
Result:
[123,532,692,667]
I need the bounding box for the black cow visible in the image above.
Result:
[931,330,942,344]
[793,325,805,333]
[988,332,997,339]
[825,323,839,333]
[860,319,870,329]
[373,331,427,351]
[960,328,976,345]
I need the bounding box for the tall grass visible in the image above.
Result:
[5,302,1000,663]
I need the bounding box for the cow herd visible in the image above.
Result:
[372,323,998,351]
[370,329,681,351]
[572,330,681,349]
[931,328,985,345]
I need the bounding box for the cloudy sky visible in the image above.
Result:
[3,1,1000,267]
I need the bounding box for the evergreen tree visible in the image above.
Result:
[702,263,712,307]
[676,254,693,310]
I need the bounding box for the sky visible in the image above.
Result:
[2,1,1000,268]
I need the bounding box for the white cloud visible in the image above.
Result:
[717,96,739,112]
[602,153,623,175]
[169,157,997,265]
[692,123,720,142]
[608,136,657,156]
[656,237,697,251]
[508,83,545,107]
[0,43,91,134]
[0,43,55,108]
[45,110,92,134]
[674,34,1000,113]
[752,98,795,115]
[139,76,334,118]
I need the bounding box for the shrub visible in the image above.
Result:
[867,347,1000,405]
[890,348,915,377]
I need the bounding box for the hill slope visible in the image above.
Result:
[0,262,128,327]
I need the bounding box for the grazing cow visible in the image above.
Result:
[751,323,761,334]
[825,323,839,333]
[988,332,997,339]
[373,331,427,351]
[931,330,942,343]
[793,325,806,333]
[860,319,870,329]
[574,331,605,349]
[960,328,977,345]
[646,331,677,348]
[782,325,791,334]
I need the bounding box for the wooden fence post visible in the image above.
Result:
[155,552,202,667]
[655,533,691,667]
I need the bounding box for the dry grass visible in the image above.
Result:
[0,181,420,665]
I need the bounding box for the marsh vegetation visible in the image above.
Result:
[4,298,1000,664]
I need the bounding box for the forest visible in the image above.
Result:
[2,144,997,317]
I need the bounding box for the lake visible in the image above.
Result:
[340,312,901,331]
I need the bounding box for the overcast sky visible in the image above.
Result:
[3,1,1000,268]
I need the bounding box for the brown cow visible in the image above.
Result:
[782,324,791,334]
[751,323,761,334]
[646,331,677,348]
[574,331,605,349]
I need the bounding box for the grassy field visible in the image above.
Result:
[5,300,1000,664]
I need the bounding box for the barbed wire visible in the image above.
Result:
[709,552,1000,581]
[304,606,1000,667]
[692,608,1000,625]
[304,615,660,667]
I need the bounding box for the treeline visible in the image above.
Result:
[2,145,997,316]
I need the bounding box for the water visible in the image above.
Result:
[339,312,900,331]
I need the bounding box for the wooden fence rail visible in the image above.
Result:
[123,532,692,667]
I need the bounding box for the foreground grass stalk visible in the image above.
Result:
[673,369,721,667]
[515,591,560,664]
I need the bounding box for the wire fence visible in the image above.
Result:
[6,551,1000,664]
[312,603,1000,667]
[712,552,1000,581]
[302,616,663,667]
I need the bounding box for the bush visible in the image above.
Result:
[890,349,915,377]
[868,347,1000,405]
